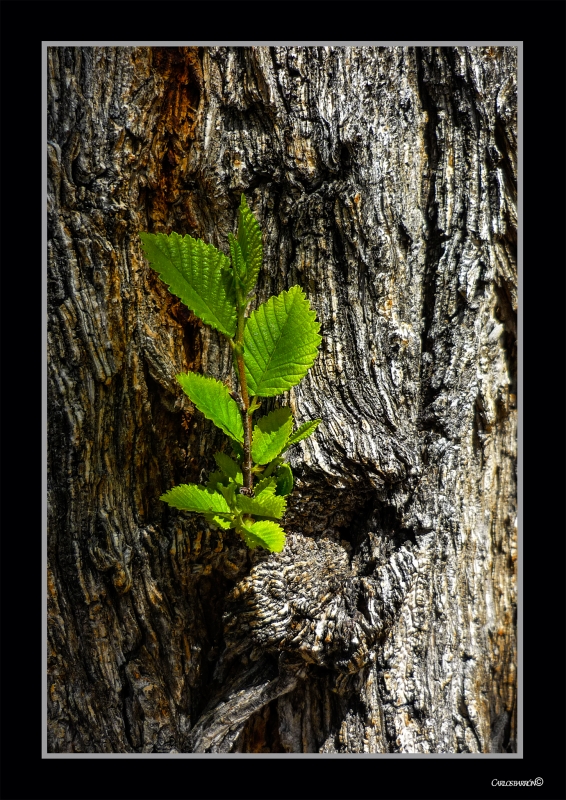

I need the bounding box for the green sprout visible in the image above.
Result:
[140,195,322,552]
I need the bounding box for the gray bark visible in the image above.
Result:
[47,45,517,753]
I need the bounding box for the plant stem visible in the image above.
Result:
[236,354,253,491]
[234,292,254,492]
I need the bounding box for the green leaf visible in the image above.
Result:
[177,373,244,443]
[254,477,277,499]
[283,419,322,451]
[204,513,235,530]
[235,492,286,520]
[251,407,293,465]
[244,285,322,397]
[231,441,244,462]
[228,234,247,297]
[206,470,226,491]
[238,194,262,296]
[214,452,243,484]
[160,484,230,514]
[218,482,237,507]
[275,463,294,496]
[238,520,286,552]
[139,231,237,337]
[260,457,283,480]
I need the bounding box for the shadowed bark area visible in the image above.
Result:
[47,45,517,753]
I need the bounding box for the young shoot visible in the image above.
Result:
[140,195,322,552]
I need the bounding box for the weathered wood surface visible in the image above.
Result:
[47,45,517,753]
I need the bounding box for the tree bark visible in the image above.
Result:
[47,45,517,753]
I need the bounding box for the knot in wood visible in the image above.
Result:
[223,533,416,674]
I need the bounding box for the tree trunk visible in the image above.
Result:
[47,45,517,754]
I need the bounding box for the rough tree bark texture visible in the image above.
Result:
[47,46,517,753]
